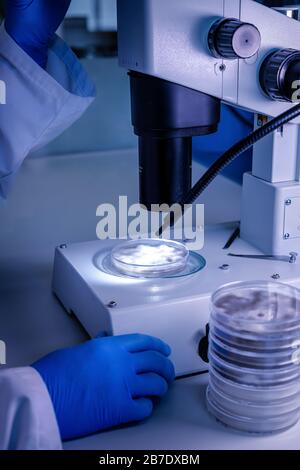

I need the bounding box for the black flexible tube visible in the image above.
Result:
[158,102,300,235]
[182,102,300,206]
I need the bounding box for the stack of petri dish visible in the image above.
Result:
[206,281,300,434]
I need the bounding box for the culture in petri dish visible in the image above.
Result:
[110,239,189,278]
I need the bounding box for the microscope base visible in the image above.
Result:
[52,223,300,377]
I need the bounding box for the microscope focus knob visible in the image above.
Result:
[208,18,261,60]
[260,49,300,102]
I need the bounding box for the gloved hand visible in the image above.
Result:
[32,334,175,441]
[5,0,71,68]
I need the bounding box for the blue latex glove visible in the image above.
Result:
[5,0,71,68]
[32,334,175,441]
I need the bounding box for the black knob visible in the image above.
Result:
[260,49,300,102]
[208,18,261,60]
[198,324,210,364]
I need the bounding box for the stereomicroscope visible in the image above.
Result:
[53,0,300,377]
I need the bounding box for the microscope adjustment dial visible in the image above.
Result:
[260,49,300,102]
[208,18,261,60]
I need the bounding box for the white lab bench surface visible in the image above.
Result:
[2,149,299,450]
[64,373,300,451]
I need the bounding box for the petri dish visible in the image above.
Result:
[110,239,189,278]
[206,387,300,435]
[208,378,300,419]
[210,334,300,369]
[211,281,300,334]
[207,281,300,434]
[209,366,300,403]
[210,322,300,352]
[209,349,300,386]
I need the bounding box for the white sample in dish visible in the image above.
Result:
[110,239,189,278]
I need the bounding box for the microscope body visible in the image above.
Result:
[118,0,300,255]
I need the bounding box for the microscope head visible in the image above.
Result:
[118,0,300,208]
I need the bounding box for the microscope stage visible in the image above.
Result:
[52,223,300,376]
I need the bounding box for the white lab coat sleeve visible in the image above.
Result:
[0,23,96,198]
[0,367,62,450]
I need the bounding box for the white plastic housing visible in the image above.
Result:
[53,226,300,377]
[117,0,300,122]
